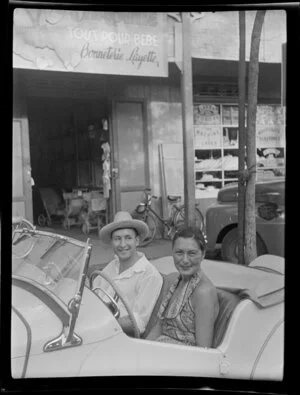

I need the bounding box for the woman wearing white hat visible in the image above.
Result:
[92,211,163,337]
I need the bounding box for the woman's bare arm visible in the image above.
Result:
[146,318,162,340]
[192,284,219,348]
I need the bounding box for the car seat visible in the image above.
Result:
[213,289,241,348]
[142,272,178,339]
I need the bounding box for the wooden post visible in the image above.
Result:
[238,11,246,265]
[181,12,196,227]
[158,144,169,225]
[245,10,266,265]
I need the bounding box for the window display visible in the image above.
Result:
[194,103,285,197]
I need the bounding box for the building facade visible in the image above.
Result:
[12,9,286,224]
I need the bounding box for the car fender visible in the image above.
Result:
[217,300,284,380]
[250,319,284,380]
[11,307,30,378]
[12,285,123,378]
[206,204,238,249]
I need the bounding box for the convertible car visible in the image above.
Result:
[11,221,284,379]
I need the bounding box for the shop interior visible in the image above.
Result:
[27,90,110,234]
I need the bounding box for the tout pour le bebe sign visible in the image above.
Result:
[13,9,168,77]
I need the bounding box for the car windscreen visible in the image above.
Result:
[12,231,86,307]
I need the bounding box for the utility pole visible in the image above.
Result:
[181,12,196,227]
[238,11,246,265]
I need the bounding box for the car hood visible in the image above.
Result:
[218,180,285,205]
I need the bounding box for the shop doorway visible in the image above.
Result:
[27,96,110,226]
[111,100,149,214]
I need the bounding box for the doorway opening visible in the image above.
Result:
[27,95,111,235]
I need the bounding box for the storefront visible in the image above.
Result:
[12,9,286,226]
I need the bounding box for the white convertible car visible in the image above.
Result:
[11,222,284,380]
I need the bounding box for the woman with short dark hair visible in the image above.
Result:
[147,226,219,348]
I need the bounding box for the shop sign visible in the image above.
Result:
[194,126,222,149]
[256,126,285,148]
[13,9,168,77]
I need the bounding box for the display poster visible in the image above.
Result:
[193,104,221,125]
[194,126,222,148]
[256,105,284,126]
[222,105,238,125]
[13,9,168,77]
[256,125,285,148]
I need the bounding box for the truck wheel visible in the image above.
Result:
[221,227,267,264]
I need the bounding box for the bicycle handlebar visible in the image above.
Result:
[143,188,158,200]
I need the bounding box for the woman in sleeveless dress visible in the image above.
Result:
[147,226,219,348]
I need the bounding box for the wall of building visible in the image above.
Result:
[121,80,182,197]
[168,10,287,63]
[13,71,28,118]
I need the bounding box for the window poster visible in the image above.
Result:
[194,126,222,148]
[256,125,285,148]
[256,105,284,126]
[193,104,221,125]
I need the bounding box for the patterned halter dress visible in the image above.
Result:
[156,272,202,346]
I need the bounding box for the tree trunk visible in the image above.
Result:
[181,12,196,227]
[238,11,246,265]
[245,10,266,265]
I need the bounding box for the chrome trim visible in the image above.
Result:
[44,329,82,353]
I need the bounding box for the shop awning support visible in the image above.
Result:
[181,12,196,227]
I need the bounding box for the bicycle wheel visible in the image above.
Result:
[173,206,205,232]
[132,211,157,247]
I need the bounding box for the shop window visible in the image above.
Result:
[194,103,285,198]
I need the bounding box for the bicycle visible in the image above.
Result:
[132,188,205,247]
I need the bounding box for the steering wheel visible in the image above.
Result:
[89,270,140,339]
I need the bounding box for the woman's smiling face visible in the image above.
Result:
[172,237,204,279]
